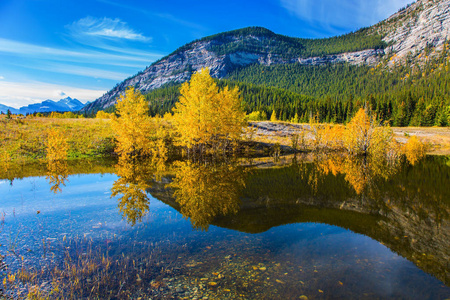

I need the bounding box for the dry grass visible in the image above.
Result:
[0,116,115,163]
[392,127,450,155]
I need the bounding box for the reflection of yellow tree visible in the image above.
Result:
[46,128,69,193]
[169,160,246,230]
[111,156,159,226]
[46,159,68,193]
[316,154,400,195]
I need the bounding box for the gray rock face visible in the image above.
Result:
[84,0,450,111]
[85,44,385,111]
[381,0,450,59]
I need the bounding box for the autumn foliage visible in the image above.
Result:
[404,135,427,165]
[46,128,69,193]
[309,109,400,159]
[169,160,245,230]
[46,128,69,161]
[172,68,245,152]
[111,87,154,157]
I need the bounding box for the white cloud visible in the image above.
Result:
[23,62,131,80]
[0,38,160,66]
[280,0,414,31]
[54,90,66,97]
[67,16,151,42]
[0,80,106,108]
[0,76,4,80]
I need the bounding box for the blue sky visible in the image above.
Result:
[0,0,413,108]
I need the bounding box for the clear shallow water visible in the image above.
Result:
[0,155,449,299]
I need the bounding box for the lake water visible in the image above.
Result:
[1,155,449,299]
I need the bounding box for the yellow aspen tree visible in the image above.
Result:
[403,136,426,165]
[46,128,69,161]
[270,110,277,122]
[344,108,399,159]
[172,68,245,151]
[46,128,69,193]
[96,111,111,119]
[111,87,153,157]
[344,108,373,155]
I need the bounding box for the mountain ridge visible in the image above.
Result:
[84,0,450,112]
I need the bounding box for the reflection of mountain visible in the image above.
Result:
[148,155,450,285]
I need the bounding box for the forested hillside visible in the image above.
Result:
[174,27,386,59]
[141,45,450,126]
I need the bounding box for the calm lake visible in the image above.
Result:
[1,154,449,299]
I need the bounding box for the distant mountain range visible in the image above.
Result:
[0,97,86,115]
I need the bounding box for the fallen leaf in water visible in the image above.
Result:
[338,281,343,286]
[208,282,217,286]
[299,296,308,300]
[276,279,285,284]
[318,289,323,293]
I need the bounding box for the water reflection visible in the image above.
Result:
[312,154,401,195]
[142,154,450,285]
[46,159,68,193]
[1,155,449,298]
[111,156,166,225]
[169,159,246,230]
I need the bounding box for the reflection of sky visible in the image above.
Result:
[1,173,448,298]
[1,174,120,217]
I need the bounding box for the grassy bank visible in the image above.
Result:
[0,116,115,164]
[2,116,448,167]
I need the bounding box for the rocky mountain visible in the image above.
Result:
[375,0,450,62]
[0,104,18,114]
[0,97,85,115]
[84,0,450,112]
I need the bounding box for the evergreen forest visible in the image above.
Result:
[144,46,450,127]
